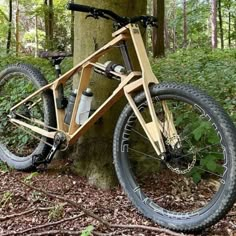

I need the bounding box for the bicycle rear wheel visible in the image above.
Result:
[0,64,56,170]
[113,82,236,232]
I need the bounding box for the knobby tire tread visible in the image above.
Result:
[0,63,56,171]
[113,82,236,232]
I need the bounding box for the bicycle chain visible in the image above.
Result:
[10,113,70,151]
[9,120,54,148]
[14,112,59,132]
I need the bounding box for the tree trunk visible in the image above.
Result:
[6,0,12,54]
[164,18,170,49]
[152,0,165,57]
[35,15,39,58]
[211,0,217,49]
[218,0,224,49]
[70,0,75,54]
[15,0,20,55]
[228,6,231,48]
[183,0,187,48]
[172,0,177,51]
[44,0,54,50]
[71,0,147,189]
[48,0,53,49]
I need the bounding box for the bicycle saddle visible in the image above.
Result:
[39,51,72,59]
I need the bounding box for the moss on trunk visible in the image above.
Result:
[71,0,147,189]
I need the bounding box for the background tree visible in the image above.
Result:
[44,0,54,50]
[15,0,20,55]
[218,0,223,49]
[152,0,165,57]
[71,0,147,189]
[6,0,12,54]
[183,0,187,47]
[211,0,217,48]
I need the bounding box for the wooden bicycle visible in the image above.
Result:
[0,2,236,233]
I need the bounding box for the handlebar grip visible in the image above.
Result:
[67,3,94,13]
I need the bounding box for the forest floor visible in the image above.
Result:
[0,159,235,236]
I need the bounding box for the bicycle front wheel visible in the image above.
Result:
[113,82,236,232]
[0,64,56,170]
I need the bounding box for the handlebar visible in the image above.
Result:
[67,3,93,13]
[67,2,157,28]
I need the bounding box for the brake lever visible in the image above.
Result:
[86,14,99,19]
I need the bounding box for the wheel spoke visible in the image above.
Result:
[128,147,161,161]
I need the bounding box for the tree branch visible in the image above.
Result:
[2,213,84,236]
[16,178,189,236]
[17,178,111,226]
[0,206,66,221]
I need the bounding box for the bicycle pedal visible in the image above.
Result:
[32,154,47,166]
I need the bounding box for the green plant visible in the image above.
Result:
[0,191,13,208]
[31,190,44,202]
[80,225,94,236]
[152,49,236,183]
[0,162,9,173]
[48,204,64,221]
[23,172,39,184]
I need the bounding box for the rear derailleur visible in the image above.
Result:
[32,132,67,170]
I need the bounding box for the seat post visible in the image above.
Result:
[52,58,63,78]
[52,58,68,109]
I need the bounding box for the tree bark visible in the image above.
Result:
[211,0,217,49]
[71,0,147,189]
[70,0,75,54]
[218,0,224,49]
[48,0,53,49]
[227,2,231,48]
[152,0,165,57]
[6,0,12,54]
[172,0,177,51]
[44,0,54,50]
[183,0,187,48]
[35,15,39,58]
[164,18,170,49]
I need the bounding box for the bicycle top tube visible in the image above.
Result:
[67,2,158,28]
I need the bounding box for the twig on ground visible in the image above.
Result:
[15,178,189,236]
[10,229,129,236]
[17,178,111,226]
[228,212,236,217]
[2,213,84,236]
[229,221,236,228]
[0,205,65,221]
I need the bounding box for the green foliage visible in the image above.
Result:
[0,0,71,53]
[0,55,72,154]
[31,190,44,202]
[0,191,13,209]
[48,204,64,221]
[152,49,236,121]
[0,55,72,82]
[80,226,94,236]
[24,172,39,184]
[152,49,236,183]
[0,162,9,173]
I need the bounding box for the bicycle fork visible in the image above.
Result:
[123,24,180,159]
[124,81,180,160]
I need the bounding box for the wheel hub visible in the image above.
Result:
[165,143,196,174]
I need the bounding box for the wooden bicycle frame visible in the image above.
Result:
[9,24,179,156]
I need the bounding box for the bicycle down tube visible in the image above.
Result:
[9,23,179,157]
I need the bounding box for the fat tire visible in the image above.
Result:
[0,63,56,170]
[113,82,236,232]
